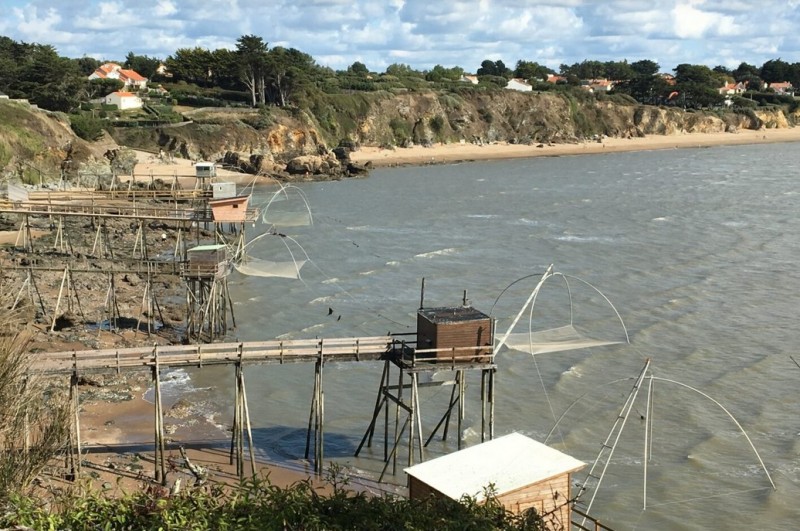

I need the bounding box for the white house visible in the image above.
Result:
[506,78,533,92]
[769,81,794,94]
[89,63,148,90]
[459,74,479,84]
[104,91,143,110]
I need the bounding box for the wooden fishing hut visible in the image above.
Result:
[405,432,585,527]
[356,283,497,481]
[182,243,235,341]
[194,161,217,179]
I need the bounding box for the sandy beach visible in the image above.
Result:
[349,128,800,168]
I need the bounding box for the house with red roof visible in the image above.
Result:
[768,81,794,94]
[89,63,148,90]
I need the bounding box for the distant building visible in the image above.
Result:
[769,81,794,94]
[659,73,676,86]
[718,82,748,96]
[506,78,533,92]
[89,63,148,90]
[546,74,567,84]
[103,91,143,110]
[460,74,479,84]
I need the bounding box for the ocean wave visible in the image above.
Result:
[309,295,333,304]
[415,247,458,259]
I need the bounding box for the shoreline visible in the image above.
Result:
[348,128,800,168]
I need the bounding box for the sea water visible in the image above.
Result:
[185,142,800,530]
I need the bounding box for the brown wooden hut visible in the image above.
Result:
[416,306,493,363]
[405,432,584,527]
[209,195,250,223]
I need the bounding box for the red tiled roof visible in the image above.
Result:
[119,69,147,81]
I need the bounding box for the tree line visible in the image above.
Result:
[1,33,799,114]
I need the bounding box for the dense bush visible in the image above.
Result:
[69,113,107,141]
[2,471,547,530]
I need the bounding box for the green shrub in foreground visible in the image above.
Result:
[2,471,547,530]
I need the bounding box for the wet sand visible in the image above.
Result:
[349,128,800,168]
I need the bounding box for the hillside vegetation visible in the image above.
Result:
[2,90,798,183]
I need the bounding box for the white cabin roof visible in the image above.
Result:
[404,432,584,501]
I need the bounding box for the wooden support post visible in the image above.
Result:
[68,367,82,480]
[408,372,416,467]
[51,266,69,332]
[481,369,487,443]
[413,372,425,463]
[237,355,257,477]
[489,368,495,440]
[458,369,466,450]
[392,366,404,476]
[355,359,390,456]
[153,347,166,485]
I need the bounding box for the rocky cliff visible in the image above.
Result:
[2,91,797,183]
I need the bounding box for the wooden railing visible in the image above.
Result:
[31,336,397,374]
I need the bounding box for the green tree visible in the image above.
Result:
[630,59,660,77]
[267,46,315,106]
[425,64,463,82]
[72,56,101,76]
[514,60,553,82]
[236,34,269,106]
[165,47,216,86]
[759,58,791,83]
[477,59,511,78]
[348,61,369,76]
[124,52,161,79]
[604,60,635,81]
[673,63,725,107]
[86,78,124,98]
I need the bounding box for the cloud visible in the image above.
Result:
[0,0,798,72]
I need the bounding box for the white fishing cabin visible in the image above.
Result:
[405,432,584,525]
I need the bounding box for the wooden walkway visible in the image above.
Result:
[32,337,496,374]
[0,200,258,223]
[32,336,398,374]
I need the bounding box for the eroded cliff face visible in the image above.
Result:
[0,101,113,183]
[3,91,795,182]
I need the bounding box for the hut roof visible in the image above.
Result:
[187,244,227,252]
[404,432,584,502]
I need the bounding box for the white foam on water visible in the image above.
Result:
[414,247,457,259]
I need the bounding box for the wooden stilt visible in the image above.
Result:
[408,372,416,466]
[413,372,425,462]
[153,347,166,485]
[489,368,495,440]
[237,357,257,477]
[51,266,69,332]
[354,359,390,456]
[392,367,404,476]
[69,362,81,480]
[458,369,465,450]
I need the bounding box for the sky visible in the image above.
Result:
[1,0,799,74]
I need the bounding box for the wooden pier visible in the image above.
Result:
[34,335,496,484]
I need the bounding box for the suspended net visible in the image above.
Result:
[500,324,624,355]
[493,265,629,357]
[234,257,306,279]
[258,184,314,229]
